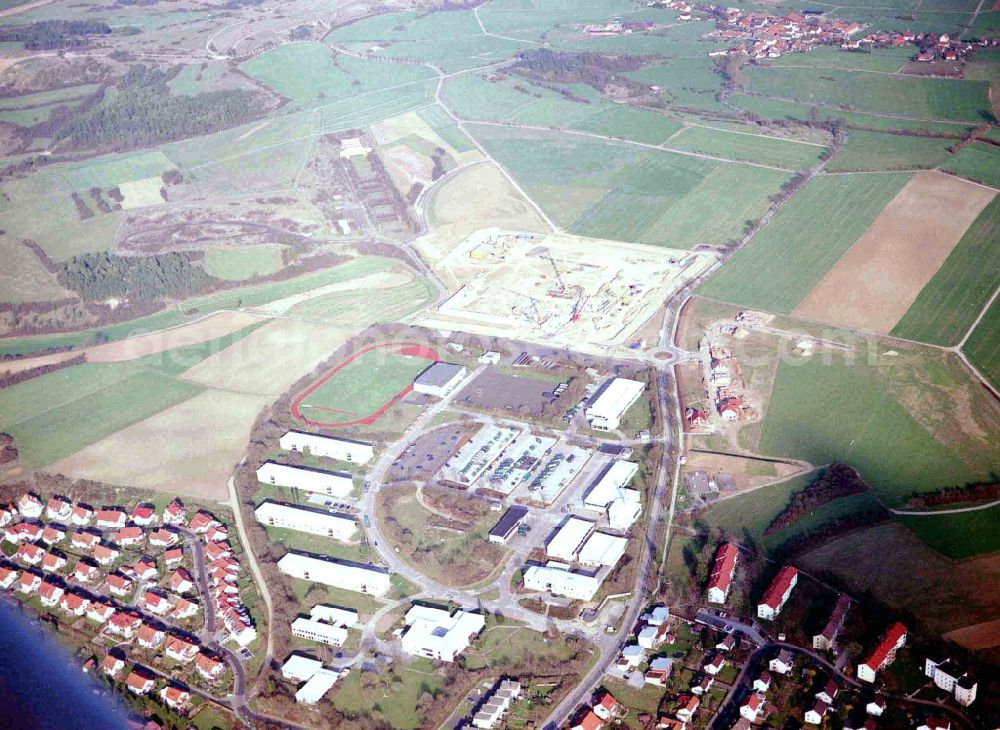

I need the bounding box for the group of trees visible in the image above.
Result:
[52,65,262,152]
[58,251,215,302]
[511,48,648,93]
[0,20,111,50]
[764,463,869,536]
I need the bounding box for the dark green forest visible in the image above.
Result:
[58,251,215,302]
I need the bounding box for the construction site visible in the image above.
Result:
[417,229,714,353]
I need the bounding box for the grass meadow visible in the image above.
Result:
[666,125,827,170]
[827,130,953,172]
[697,173,911,311]
[962,297,1000,390]
[892,197,1000,346]
[941,143,1000,189]
[899,508,1000,560]
[202,247,285,281]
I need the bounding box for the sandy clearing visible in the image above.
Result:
[86,310,262,362]
[246,270,411,316]
[180,318,358,395]
[792,171,995,334]
[944,618,1000,650]
[47,390,270,501]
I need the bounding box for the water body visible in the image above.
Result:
[0,601,131,730]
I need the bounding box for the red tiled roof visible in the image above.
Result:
[760,566,798,610]
[708,543,739,594]
[132,506,155,520]
[862,622,907,671]
[598,692,618,710]
[125,671,153,691]
[577,711,603,730]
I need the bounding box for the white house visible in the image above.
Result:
[277,553,391,596]
[400,605,485,662]
[472,680,521,729]
[17,493,43,520]
[804,700,830,725]
[740,692,765,722]
[413,362,467,397]
[292,617,349,647]
[545,517,596,562]
[769,649,794,675]
[857,623,906,683]
[256,461,354,499]
[279,431,373,465]
[309,605,359,627]
[925,658,977,706]
[585,378,645,431]
[522,565,601,601]
[255,502,356,541]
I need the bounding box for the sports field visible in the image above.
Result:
[698,173,911,312]
[892,197,1000,346]
[292,343,440,427]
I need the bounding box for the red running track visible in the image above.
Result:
[291,342,439,428]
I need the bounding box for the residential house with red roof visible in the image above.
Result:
[137,623,166,650]
[87,601,115,624]
[95,509,127,530]
[60,591,90,617]
[195,652,226,681]
[0,503,16,527]
[107,611,142,638]
[17,570,41,594]
[172,598,200,620]
[72,560,100,583]
[804,700,831,725]
[71,530,101,551]
[41,551,66,573]
[707,543,739,604]
[205,525,228,543]
[188,511,219,534]
[163,547,184,566]
[93,544,120,566]
[857,623,907,683]
[40,525,66,546]
[131,505,157,527]
[593,691,621,721]
[757,566,798,620]
[675,695,700,722]
[168,568,194,594]
[102,655,125,678]
[133,557,158,581]
[71,504,94,527]
[149,528,179,549]
[740,692,766,722]
[107,573,133,597]
[165,637,199,663]
[125,670,156,695]
[45,497,72,522]
[17,493,43,520]
[571,710,604,730]
[113,526,144,548]
[159,686,190,711]
[39,580,64,607]
[4,522,42,544]
[162,500,186,526]
[16,543,44,566]
[0,565,18,590]
[140,589,170,615]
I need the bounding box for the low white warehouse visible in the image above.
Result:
[278,553,391,596]
[255,502,356,541]
[545,517,596,562]
[257,461,354,499]
[585,378,645,431]
[522,565,601,601]
[279,431,374,465]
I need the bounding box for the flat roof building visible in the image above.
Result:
[413,362,467,397]
[473,680,522,729]
[280,431,374,465]
[441,425,520,486]
[296,668,345,704]
[255,501,356,542]
[489,505,529,544]
[546,517,596,562]
[281,654,323,683]
[585,378,645,431]
[278,553,391,596]
[583,460,639,510]
[577,531,628,567]
[257,462,354,499]
[309,605,359,627]
[522,564,601,601]
[292,617,349,647]
[401,605,486,662]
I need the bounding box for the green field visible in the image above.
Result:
[758,353,983,505]
[289,279,436,324]
[828,130,953,172]
[962,296,1000,390]
[202,247,285,281]
[0,236,68,302]
[759,46,913,73]
[892,197,1000,346]
[666,125,827,170]
[698,173,911,312]
[241,42,436,109]
[473,125,788,248]
[328,656,442,729]
[298,346,434,420]
[743,65,991,122]
[941,143,1000,189]
[624,58,729,112]
[899,507,1000,560]
[0,256,398,359]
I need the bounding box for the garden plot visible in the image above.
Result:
[420,228,713,353]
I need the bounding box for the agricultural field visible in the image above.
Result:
[963,297,1000,390]
[0,236,68,302]
[891,197,1000,346]
[742,65,992,122]
[289,279,436,325]
[941,142,1000,189]
[624,58,730,112]
[473,125,790,248]
[697,173,911,311]
[758,46,913,73]
[292,342,438,427]
[665,125,828,170]
[899,508,1000,560]
[826,130,953,172]
[201,247,286,281]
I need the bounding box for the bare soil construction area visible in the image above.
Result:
[792,171,995,334]
[48,390,270,501]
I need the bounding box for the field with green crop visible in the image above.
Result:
[742,66,991,122]
[202,247,285,281]
[827,130,953,172]
[0,236,68,302]
[290,279,435,324]
[297,347,433,420]
[473,125,788,247]
[759,46,912,73]
[698,173,911,311]
[899,507,1000,560]
[624,58,728,112]
[962,297,1000,390]
[892,197,1000,346]
[941,143,1000,189]
[241,43,436,109]
[666,125,827,170]
[757,353,987,505]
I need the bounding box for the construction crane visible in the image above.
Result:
[540,252,567,295]
[508,288,542,324]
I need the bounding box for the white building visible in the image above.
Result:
[472,680,521,729]
[413,362,467,397]
[545,517,595,562]
[310,605,359,627]
[857,622,906,683]
[576,531,627,567]
[583,461,639,511]
[585,378,645,431]
[280,431,374,465]
[255,502,356,541]
[522,564,601,601]
[925,658,977,706]
[400,605,485,662]
[292,617,349,647]
[296,668,345,704]
[257,462,354,499]
[281,654,323,683]
[278,553,390,596]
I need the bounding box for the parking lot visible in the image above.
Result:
[453,367,564,419]
[387,423,475,482]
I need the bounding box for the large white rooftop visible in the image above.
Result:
[545,517,595,562]
[401,605,485,662]
[577,531,628,567]
[583,460,639,510]
[295,668,345,704]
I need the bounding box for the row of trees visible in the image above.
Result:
[0,20,111,50]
